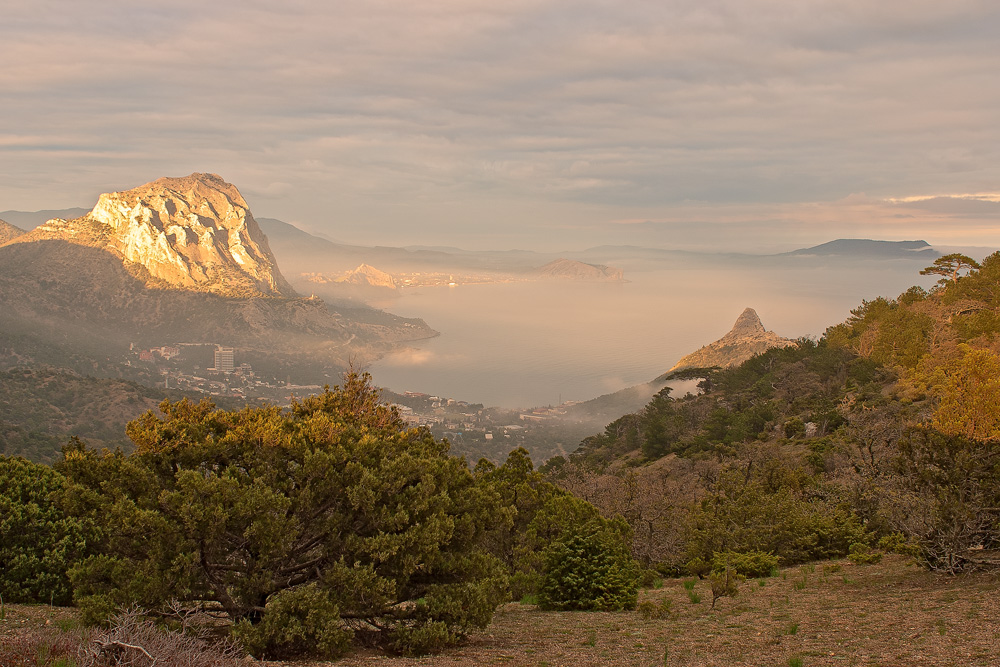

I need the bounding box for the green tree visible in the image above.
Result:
[62,373,508,657]
[537,520,639,611]
[920,253,981,284]
[474,448,604,600]
[886,427,1000,572]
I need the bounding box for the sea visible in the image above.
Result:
[368,258,935,409]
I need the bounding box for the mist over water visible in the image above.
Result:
[369,260,933,408]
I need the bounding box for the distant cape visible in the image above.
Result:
[783,239,939,259]
[535,258,624,281]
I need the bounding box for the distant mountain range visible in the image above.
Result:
[5,202,953,270]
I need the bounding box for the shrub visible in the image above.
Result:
[537,521,639,611]
[61,373,509,657]
[84,606,244,667]
[711,550,779,578]
[685,557,711,579]
[636,597,672,620]
[877,532,920,558]
[232,585,351,660]
[847,543,883,565]
[0,456,95,605]
[709,567,742,609]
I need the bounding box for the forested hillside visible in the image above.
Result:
[544,252,1000,574]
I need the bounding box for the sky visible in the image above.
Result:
[3,0,1000,252]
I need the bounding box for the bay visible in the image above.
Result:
[368,259,933,408]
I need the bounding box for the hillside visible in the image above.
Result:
[0,367,249,463]
[0,219,24,245]
[546,250,1000,575]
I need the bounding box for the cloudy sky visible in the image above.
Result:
[3,0,999,251]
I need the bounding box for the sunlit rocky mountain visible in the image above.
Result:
[7,173,293,298]
[0,174,435,375]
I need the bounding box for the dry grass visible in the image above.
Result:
[3,556,997,666]
[331,556,1000,667]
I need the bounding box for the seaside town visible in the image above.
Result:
[125,343,587,462]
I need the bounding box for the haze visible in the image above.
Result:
[3,1,1000,252]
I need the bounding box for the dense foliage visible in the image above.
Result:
[59,373,510,657]
[537,520,639,611]
[6,252,1000,660]
[0,456,94,605]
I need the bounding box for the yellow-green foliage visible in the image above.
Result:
[931,347,1000,442]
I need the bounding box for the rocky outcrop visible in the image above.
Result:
[0,219,25,246]
[666,308,796,373]
[11,173,294,298]
[335,263,397,289]
[535,258,624,281]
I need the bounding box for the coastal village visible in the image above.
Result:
[124,343,585,462]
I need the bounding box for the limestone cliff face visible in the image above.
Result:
[668,308,796,372]
[13,173,295,298]
[536,258,624,281]
[335,263,397,289]
[0,219,25,246]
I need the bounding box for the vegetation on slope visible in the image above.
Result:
[544,251,1000,576]
[1,374,635,660]
[3,252,1000,662]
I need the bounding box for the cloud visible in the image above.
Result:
[1,0,999,249]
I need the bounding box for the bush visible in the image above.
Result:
[61,373,509,657]
[537,521,639,611]
[685,557,711,578]
[636,597,672,620]
[711,550,780,578]
[709,567,743,609]
[877,532,921,558]
[84,606,245,666]
[233,585,351,660]
[0,456,95,605]
[847,543,883,565]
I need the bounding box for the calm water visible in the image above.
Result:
[368,260,932,408]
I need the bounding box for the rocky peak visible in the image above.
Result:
[667,307,796,373]
[727,307,766,338]
[14,173,294,298]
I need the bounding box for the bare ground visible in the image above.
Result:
[3,556,998,667]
